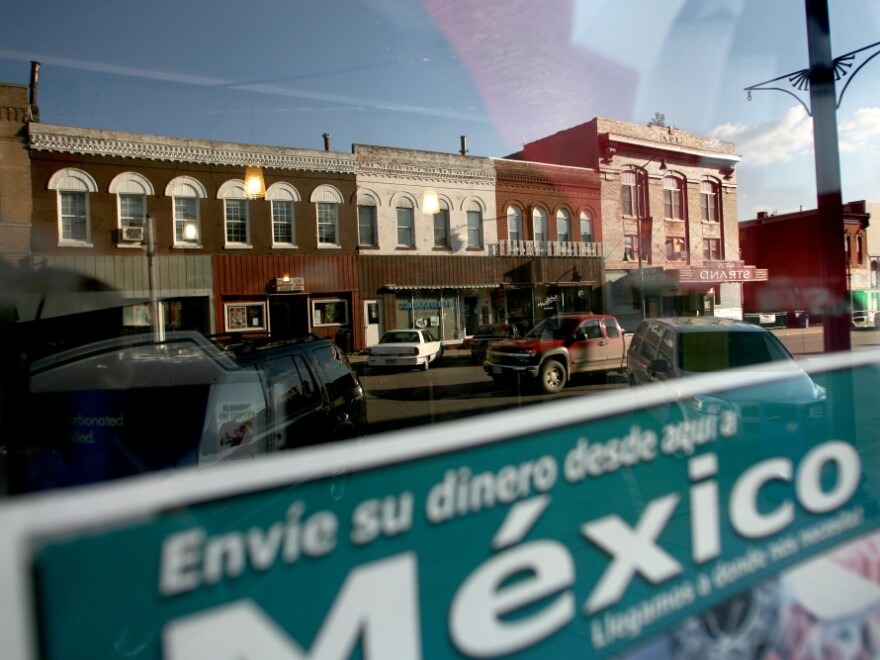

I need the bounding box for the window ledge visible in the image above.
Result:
[116,242,144,249]
[224,244,254,250]
[395,246,417,251]
[173,243,203,250]
[466,246,485,252]
[272,243,298,250]
[317,244,342,249]
[432,246,452,252]
[665,218,685,223]
[58,240,94,248]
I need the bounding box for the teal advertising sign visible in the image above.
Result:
[3,351,880,659]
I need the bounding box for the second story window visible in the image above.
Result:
[507,205,523,242]
[467,202,484,249]
[266,182,300,248]
[557,209,571,242]
[109,172,153,244]
[663,176,684,220]
[532,207,548,246]
[624,235,637,261]
[357,191,378,247]
[621,171,638,216]
[434,201,450,248]
[48,167,98,247]
[703,238,721,261]
[166,176,206,247]
[666,237,687,261]
[701,180,719,222]
[311,184,344,248]
[397,199,415,247]
[219,180,250,247]
[856,233,865,265]
[580,210,594,243]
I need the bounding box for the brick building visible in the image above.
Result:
[740,202,874,325]
[514,117,754,330]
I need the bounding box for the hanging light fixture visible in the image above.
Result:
[244,165,266,199]
[421,189,440,214]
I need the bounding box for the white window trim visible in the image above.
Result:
[48,168,97,247]
[267,182,301,248]
[218,180,251,249]
[311,185,344,248]
[508,205,523,242]
[166,176,206,248]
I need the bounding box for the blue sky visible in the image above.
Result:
[1,0,879,221]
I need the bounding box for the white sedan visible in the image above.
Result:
[367,329,444,371]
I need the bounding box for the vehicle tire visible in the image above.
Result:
[539,360,566,394]
[435,345,444,362]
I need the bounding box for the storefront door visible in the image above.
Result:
[364,300,381,347]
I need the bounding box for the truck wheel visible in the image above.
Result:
[539,360,566,394]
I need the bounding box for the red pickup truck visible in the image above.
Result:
[483,313,631,394]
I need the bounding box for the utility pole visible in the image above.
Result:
[805,0,849,352]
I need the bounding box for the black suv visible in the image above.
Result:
[12,332,366,492]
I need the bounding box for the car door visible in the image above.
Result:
[569,318,608,372]
[261,353,323,451]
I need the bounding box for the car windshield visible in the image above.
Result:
[678,330,793,372]
[526,317,581,340]
[4,3,880,659]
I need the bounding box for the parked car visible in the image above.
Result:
[463,323,522,364]
[626,317,826,432]
[484,313,631,394]
[12,331,367,493]
[367,329,444,371]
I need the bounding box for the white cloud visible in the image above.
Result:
[710,107,813,165]
[839,108,880,153]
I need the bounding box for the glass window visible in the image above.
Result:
[433,203,449,248]
[173,196,199,245]
[532,207,547,245]
[700,180,719,222]
[580,210,594,242]
[317,202,339,246]
[507,205,523,242]
[397,201,415,247]
[621,171,637,216]
[272,200,295,245]
[59,191,88,242]
[467,204,483,248]
[358,204,377,246]
[703,237,721,260]
[556,209,570,242]
[118,194,145,231]
[665,236,686,261]
[663,176,684,220]
[224,198,249,245]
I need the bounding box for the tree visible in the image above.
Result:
[648,112,666,127]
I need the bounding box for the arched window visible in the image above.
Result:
[556,208,571,243]
[218,180,250,247]
[467,201,484,249]
[532,207,548,246]
[507,205,523,242]
[396,196,415,248]
[356,189,379,247]
[266,182,300,247]
[165,176,207,246]
[580,210,594,243]
[48,168,98,245]
[310,185,344,247]
[663,176,684,220]
[109,172,154,241]
[434,198,450,248]
[621,171,639,216]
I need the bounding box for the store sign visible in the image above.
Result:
[2,352,879,659]
[676,261,769,284]
[275,277,305,292]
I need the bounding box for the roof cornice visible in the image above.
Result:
[28,124,357,174]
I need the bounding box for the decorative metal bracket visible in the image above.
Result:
[744,40,880,116]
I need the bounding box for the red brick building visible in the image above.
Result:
[740,202,873,325]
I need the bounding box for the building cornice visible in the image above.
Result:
[356,160,495,185]
[28,124,357,174]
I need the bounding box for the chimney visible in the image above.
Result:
[323,133,331,151]
[28,61,40,122]
[757,211,768,219]
[460,135,469,156]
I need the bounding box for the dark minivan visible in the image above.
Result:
[12,332,366,493]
